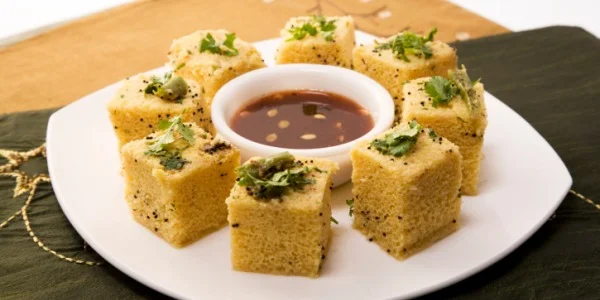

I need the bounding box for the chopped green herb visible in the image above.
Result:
[371,120,422,157]
[175,62,186,70]
[428,129,438,141]
[315,16,336,41]
[145,115,195,170]
[160,154,188,170]
[330,216,339,224]
[236,152,322,199]
[374,28,437,62]
[287,16,337,42]
[424,76,456,107]
[200,33,239,56]
[346,198,354,217]
[200,33,219,54]
[144,72,188,102]
[448,65,481,112]
[222,33,239,55]
[287,23,318,41]
[423,65,481,112]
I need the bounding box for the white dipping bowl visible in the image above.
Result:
[211,64,394,186]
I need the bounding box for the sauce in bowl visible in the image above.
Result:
[231,90,374,149]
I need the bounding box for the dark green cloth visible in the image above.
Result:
[1,26,599,299]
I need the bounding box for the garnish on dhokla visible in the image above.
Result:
[236,151,322,199]
[424,65,481,111]
[370,120,422,157]
[286,16,338,42]
[200,32,239,56]
[144,115,196,170]
[374,28,438,62]
[144,72,189,103]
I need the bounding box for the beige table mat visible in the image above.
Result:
[0,0,507,114]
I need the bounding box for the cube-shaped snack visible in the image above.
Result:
[107,72,213,148]
[350,121,462,260]
[121,117,240,248]
[168,30,266,101]
[401,66,487,195]
[226,152,338,277]
[352,29,457,119]
[276,16,355,68]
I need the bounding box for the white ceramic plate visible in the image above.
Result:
[46,32,571,300]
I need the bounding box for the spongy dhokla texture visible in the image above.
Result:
[168,30,266,101]
[121,124,240,248]
[107,73,212,148]
[350,123,462,260]
[352,34,457,119]
[276,16,355,68]
[401,77,487,195]
[226,157,338,277]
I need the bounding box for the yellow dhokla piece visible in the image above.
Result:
[226,156,338,277]
[352,32,457,119]
[401,77,487,195]
[351,123,462,260]
[121,123,240,248]
[276,16,355,68]
[168,30,266,101]
[107,73,212,148]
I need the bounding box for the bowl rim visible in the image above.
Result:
[211,64,394,158]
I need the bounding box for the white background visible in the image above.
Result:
[0,0,598,47]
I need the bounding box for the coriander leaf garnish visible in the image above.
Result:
[145,115,196,170]
[428,129,438,141]
[424,27,437,43]
[424,76,456,108]
[424,65,481,112]
[371,120,422,157]
[288,23,318,41]
[287,16,337,42]
[315,16,337,41]
[160,154,188,170]
[330,216,339,224]
[374,28,437,62]
[144,72,188,102]
[200,33,220,54]
[236,152,322,200]
[448,65,481,112]
[145,127,175,155]
[346,198,354,217]
[200,33,239,56]
[222,33,239,56]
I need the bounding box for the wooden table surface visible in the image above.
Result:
[0,0,507,114]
